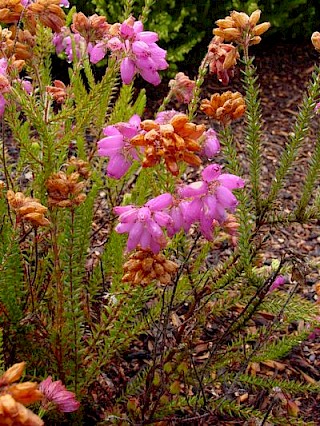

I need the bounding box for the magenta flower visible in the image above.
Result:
[111,17,168,85]
[114,193,173,253]
[200,128,220,158]
[53,28,86,63]
[39,376,80,413]
[97,114,141,179]
[178,164,244,240]
[315,102,320,114]
[268,275,286,293]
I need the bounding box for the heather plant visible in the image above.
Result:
[0,2,320,425]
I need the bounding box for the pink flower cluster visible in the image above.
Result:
[90,16,168,85]
[53,28,86,63]
[53,15,167,86]
[97,115,141,179]
[114,164,244,253]
[39,376,80,413]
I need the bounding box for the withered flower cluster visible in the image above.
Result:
[213,10,270,47]
[0,26,34,71]
[0,0,23,24]
[67,157,91,180]
[71,12,110,43]
[200,91,246,125]
[130,114,205,176]
[25,0,66,34]
[0,362,43,426]
[7,190,50,227]
[46,79,68,103]
[122,249,178,286]
[207,36,239,85]
[46,170,87,208]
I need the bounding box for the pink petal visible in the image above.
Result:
[107,154,131,179]
[202,164,221,182]
[179,181,207,198]
[127,221,144,251]
[218,174,245,189]
[146,193,173,211]
[120,57,136,84]
[216,186,238,211]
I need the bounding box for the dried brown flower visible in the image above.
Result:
[0,0,23,24]
[0,363,43,426]
[7,190,50,227]
[46,171,86,208]
[213,9,270,46]
[46,80,68,103]
[25,0,66,34]
[311,32,320,52]
[67,157,91,180]
[207,36,239,85]
[0,27,34,66]
[71,12,110,42]
[200,91,246,125]
[130,114,205,176]
[122,249,178,286]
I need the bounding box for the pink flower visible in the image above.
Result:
[0,94,6,117]
[110,17,168,85]
[200,128,220,158]
[315,102,320,114]
[97,115,141,179]
[268,275,286,293]
[39,376,80,413]
[114,193,173,253]
[178,164,244,240]
[168,72,195,104]
[53,28,86,63]
[155,109,179,124]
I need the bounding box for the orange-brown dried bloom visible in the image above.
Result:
[25,0,66,34]
[0,27,34,65]
[207,36,239,85]
[7,190,50,227]
[71,12,110,42]
[0,363,43,426]
[130,114,205,176]
[122,249,178,286]
[200,91,246,125]
[67,157,91,180]
[311,32,320,52]
[0,0,23,24]
[213,9,270,46]
[46,171,86,208]
[220,213,239,246]
[168,72,195,104]
[46,80,68,103]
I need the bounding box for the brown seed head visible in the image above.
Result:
[7,190,50,227]
[67,157,91,179]
[200,91,246,125]
[130,114,205,175]
[46,171,87,208]
[122,249,178,286]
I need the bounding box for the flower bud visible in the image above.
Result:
[252,22,271,36]
[249,9,261,27]
[1,362,25,385]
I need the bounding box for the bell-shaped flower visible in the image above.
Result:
[97,114,141,179]
[114,193,173,253]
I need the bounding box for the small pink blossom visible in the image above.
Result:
[53,28,86,63]
[268,275,286,293]
[200,128,220,158]
[97,115,141,179]
[155,109,179,124]
[39,376,80,413]
[114,193,173,253]
[315,102,320,114]
[168,72,195,104]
